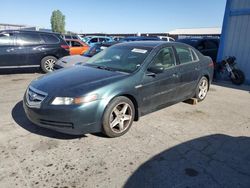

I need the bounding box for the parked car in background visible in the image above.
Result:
[62,34,80,40]
[158,36,175,42]
[65,39,89,55]
[0,30,69,73]
[54,42,117,69]
[120,36,162,42]
[113,36,125,41]
[24,41,213,137]
[177,37,219,62]
[83,36,114,45]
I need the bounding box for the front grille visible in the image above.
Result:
[40,119,73,128]
[26,86,48,108]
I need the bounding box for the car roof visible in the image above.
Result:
[0,30,61,35]
[87,36,111,38]
[113,41,171,48]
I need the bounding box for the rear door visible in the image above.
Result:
[139,46,180,114]
[174,45,201,100]
[0,32,17,67]
[15,32,44,66]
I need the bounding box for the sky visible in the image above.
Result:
[0,0,227,33]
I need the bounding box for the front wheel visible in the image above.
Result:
[231,69,245,85]
[102,97,135,138]
[41,56,57,73]
[195,76,209,102]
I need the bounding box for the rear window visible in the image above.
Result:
[41,34,60,44]
[0,33,15,46]
[16,33,42,45]
[176,46,193,64]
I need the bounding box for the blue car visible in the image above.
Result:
[83,36,114,46]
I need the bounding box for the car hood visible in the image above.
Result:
[56,55,90,67]
[30,66,128,96]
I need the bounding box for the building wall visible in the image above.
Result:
[218,0,250,83]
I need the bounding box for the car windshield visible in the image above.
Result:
[85,45,152,73]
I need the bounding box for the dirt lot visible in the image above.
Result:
[0,73,250,188]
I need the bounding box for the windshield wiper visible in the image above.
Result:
[96,65,115,72]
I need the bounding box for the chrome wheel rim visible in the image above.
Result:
[198,79,208,100]
[109,102,133,133]
[44,59,56,71]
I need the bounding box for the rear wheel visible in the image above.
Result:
[195,76,209,102]
[41,56,57,73]
[102,97,135,138]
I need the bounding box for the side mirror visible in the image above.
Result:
[147,65,164,75]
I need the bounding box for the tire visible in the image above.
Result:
[41,56,57,73]
[231,69,245,85]
[195,76,209,102]
[102,96,135,138]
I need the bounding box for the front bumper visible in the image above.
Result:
[23,96,103,135]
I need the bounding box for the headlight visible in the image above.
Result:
[51,94,98,105]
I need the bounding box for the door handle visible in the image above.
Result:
[195,67,199,71]
[6,48,15,52]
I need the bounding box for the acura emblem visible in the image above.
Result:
[29,91,38,101]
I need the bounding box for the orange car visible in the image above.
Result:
[65,39,89,55]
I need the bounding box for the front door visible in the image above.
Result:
[138,47,180,115]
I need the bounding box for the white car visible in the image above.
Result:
[158,36,175,42]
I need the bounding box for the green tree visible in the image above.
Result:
[50,10,65,33]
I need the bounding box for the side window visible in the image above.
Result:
[0,33,15,46]
[41,34,60,44]
[150,47,176,69]
[176,46,193,64]
[71,41,82,47]
[99,38,106,43]
[65,35,71,39]
[90,38,98,43]
[16,33,42,45]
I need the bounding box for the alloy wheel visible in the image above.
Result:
[44,59,56,72]
[109,102,133,133]
[198,79,208,100]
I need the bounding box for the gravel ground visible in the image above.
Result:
[0,73,250,188]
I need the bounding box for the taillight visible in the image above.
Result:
[61,45,70,50]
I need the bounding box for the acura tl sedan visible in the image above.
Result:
[23,41,214,137]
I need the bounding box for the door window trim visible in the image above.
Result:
[174,46,200,66]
